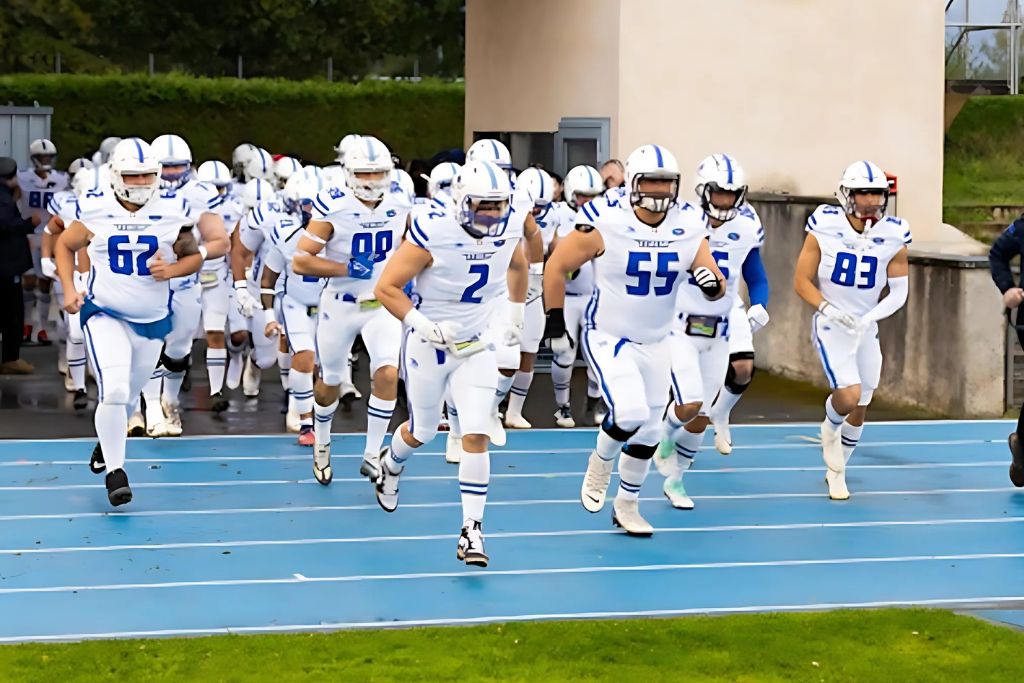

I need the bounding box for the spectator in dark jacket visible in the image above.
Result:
[0,157,37,374]
[988,218,1024,486]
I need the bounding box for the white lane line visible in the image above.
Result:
[1,551,1022,596]
[2,594,1022,643]
[0,486,1017,523]
[3,516,1023,556]
[0,461,1010,492]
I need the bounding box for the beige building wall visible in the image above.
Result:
[466,0,945,238]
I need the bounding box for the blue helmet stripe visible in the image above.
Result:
[723,155,734,184]
[256,181,262,201]
[653,145,664,168]
[538,170,545,198]
[167,137,173,158]
[132,138,144,163]
[863,161,874,181]
[483,161,499,189]
[489,140,499,160]
[585,166,596,186]
[366,138,377,161]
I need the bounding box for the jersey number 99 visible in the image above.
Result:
[108,235,159,276]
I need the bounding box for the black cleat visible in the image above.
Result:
[1009,433,1024,488]
[89,442,106,474]
[339,388,356,413]
[73,389,88,410]
[210,391,229,414]
[105,468,132,507]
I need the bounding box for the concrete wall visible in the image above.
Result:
[750,195,1005,417]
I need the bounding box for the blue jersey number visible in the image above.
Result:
[352,231,393,264]
[626,251,680,296]
[830,252,878,289]
[461,264,489,303]
[108,235,159,276]
[28,191,54,210]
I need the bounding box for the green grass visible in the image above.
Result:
[1,609,1021,682]
[945,96,1024,211]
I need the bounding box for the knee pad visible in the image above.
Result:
[622,443,657,460]
[724,362,754,395]
[601,418,639,442]
[409,421,438,447]
[859,386,875,406]
[159,351,191,373]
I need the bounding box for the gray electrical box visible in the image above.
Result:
[0,105,53,170]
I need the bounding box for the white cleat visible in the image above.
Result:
[826,468,851,500]
[375,447,401,512]
[457,520,488,567]
[612,497,654,536]
[580,452,614,512]
[504,412,531,429]
[820,420,845,473]
[554,404,575,428]
[162,400,183,437]
[127,411,146,437]
[242,357,261,397]
[663,476,695,510]
[313,442,332,485]
[711,417,732,455]
[489,411,507,447]
[63,372,76,393]
[445,433,464,464]
[285,408,302,433]
[225,353,244,390]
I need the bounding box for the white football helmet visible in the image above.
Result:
[29,139,57,172]
[196,160,232,189]
[232,143,256,179]
[151,134,193,189]
[466,139,513,178]
[66,157,94,179]
[694,153,748,223]
[71,165,101,197]
[282,171,324,218]
[344,136,394,201]
[563,165,603,209]
[273,156,302,189]
[108,138,162,206]
[390,168,415,199]
[837,160,889,221]
[424,162,460,200]
[516,167,554,218]
[243,147,274,183]
[334,134,363,165]
[451,160,513,238]
[625,144,680,213]
[241,178,275,211]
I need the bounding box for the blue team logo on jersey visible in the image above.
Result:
[327,187,345,200]
[873,237,885,244]
[386,209,397,218]
[672,228,685,236]
[728,232,740,241]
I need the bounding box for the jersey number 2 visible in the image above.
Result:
[626,251,679,296]
[108,235,159,276]
[461,264,489,303]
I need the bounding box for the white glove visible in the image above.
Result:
[746,304,770,333]
[72,270,88,293]
[818,301,859,334]
[692,266,722,299]
[404,308,458,350]
[527,263,544,303]
[234,281,257,318]
[503,301,525,346]
[40,257,57,280]
[263,307,281,338]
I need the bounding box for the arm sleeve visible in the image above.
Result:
[741,247,769,308]
[988,224,1020,294]
[861,275,909,324]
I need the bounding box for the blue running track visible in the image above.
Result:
[0,420,1023,642]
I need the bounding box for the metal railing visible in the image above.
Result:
[946,0,1023,94]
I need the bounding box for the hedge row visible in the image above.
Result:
[0,74,465,166]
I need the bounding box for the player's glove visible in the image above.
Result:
[233,280,257,318]
[503,301,525,346]
[818,301,859,334]
[692,266,722,298]
[404,308,457,350]
[746,304,770,333]
[527,263,544,304]
[40,257,58,280]
[543,307,573,354]
[347,253,375,280]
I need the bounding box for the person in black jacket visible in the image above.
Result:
[0,157,38,374]
[988,218,1024,487]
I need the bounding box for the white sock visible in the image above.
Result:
[663,409,685,443]
[595,428,625,461]
[161,370,185,406]
[459,448,489,523]
[552,361,572,407]
[365,395,397,456]
[506,370,533,418]
[206,347,227,395]
[95,403,128,471]
[494,373,515,412]
[674,428,705,476]
[842,420,864,464]
[278,350,291,390]
[616,452,651,501]
[142,371,163,410]
[68,340,87,391]
[824,395,844,431]
[711,385,744,421]
[289,370,314,416]
[446,401,462,437]
[34,289,49,332]
[386,428,416,472]
[313,399,338,445]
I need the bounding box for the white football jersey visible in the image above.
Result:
[17,169,69,223]
[238,198,292,285]
[266,216,326,308]
[556,206,595,297]
[312,184,413,298]
[77,187,191,323]
[807,205,911,316]
[675,203,764,316]
[408,207,524,341]
[581,189,708,344]
[532,201,564,253]
[200,191,244,277]
[46,190,78,225]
